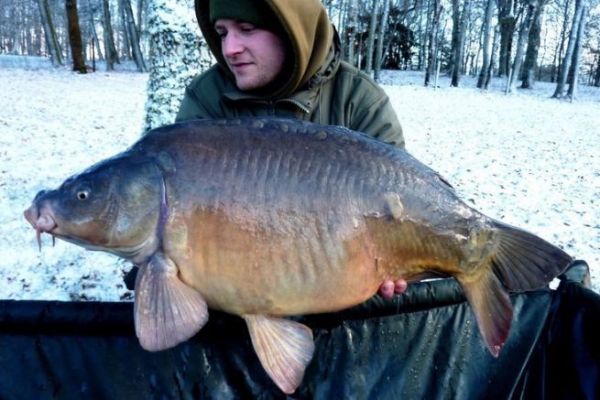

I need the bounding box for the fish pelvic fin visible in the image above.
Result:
[134,252,208,352]
[490,221,573,291]
[457,270,513,357]
[243,315,315,394]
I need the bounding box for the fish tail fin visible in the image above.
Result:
[458,221,572,356]
[490,221,572,291]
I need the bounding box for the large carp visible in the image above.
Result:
[24,118,571,393]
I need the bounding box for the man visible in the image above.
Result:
[177,0,403,145]
[177,0,407,299]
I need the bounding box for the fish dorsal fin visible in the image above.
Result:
[134,252,208,351]
[457,270,513,357]
[243,315,315,394]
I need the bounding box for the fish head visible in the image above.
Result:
[24,154,165,261]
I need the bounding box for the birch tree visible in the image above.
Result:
[102,0,119,70]
[553,0,584,98]
[425,0,443,86]
[417,0,427,70]
[450,0,471,87]
[364,0,380,75]
[566,4,588,99]
[83,0,103,64]
[551,0,573,82]
[374,0,391,82]
[477,0,496,88]
[507,1,537,93]
[121,0,146,71]
[119,1,131,59]
[37,0,63,66]
[345,0,359,65]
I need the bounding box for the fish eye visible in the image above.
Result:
[77,190,90,201]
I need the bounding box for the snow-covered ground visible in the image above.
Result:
[0,64,598,301]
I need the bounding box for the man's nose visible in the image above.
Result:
[222,34,243,58]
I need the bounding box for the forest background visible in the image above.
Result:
[0,0,598,300]
[1,0,599,128]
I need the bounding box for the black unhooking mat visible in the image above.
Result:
[0,261,598,399]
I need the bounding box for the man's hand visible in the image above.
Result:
[378,279,408,300]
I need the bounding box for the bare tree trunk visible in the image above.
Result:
[450,0,461,82]
[119,0,131,59]
[553,0,583,98]
[485,26,501,89]
[345,0,358,66]
[37,0,63,66]
[374,0,390,82]
[593,53,600,87]
[65,0,87,73]
[477,0,495,88]
[566,4,587,100]
[417,0,427,70]
[87,0,104,61]
[102,0,119,70]
[144,0,212,131]
[508,1,537,93]
[552,0,572,84]
[450,0,470,86]
[365,0,380,75]
[521,0,544,89]
[424,0,442,86]
[336,0,346,31]
[34,21,43,55]
[25,14,34,55]
[7,6,18,53]
[121,0,146,71]
[497,0,516,77]
[137,0,144,38]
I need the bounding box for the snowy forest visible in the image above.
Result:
[1,0,599,95]
[1,0,598,300]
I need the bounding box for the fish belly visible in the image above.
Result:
[169,209,385,317]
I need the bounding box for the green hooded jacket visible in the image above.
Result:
[176,0,404,148]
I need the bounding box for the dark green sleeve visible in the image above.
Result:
[175,87,212,123]
[175,66,229,123]
[334,64,405,149]
[351,92,404,149]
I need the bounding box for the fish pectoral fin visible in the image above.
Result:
[134,253,208,352]
[243,315,315,394]
[458,270,513,357]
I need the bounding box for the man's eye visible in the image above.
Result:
[239,24,255,32]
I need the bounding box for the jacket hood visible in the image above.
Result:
[195,0,334,99]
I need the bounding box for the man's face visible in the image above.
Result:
[214,19,287,92]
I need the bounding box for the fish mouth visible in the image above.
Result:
[23,203,155,260]
[24,204,59,250]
